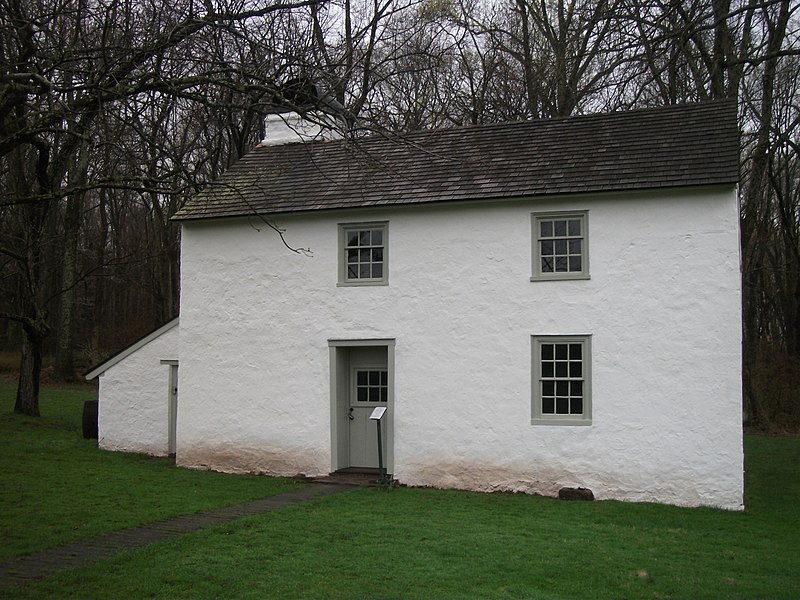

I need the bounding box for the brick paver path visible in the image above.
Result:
[0,483,352,590]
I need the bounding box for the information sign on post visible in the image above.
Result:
[369,407,388,484]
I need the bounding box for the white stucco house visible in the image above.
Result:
[86,101,744,509]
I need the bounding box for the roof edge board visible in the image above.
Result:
[84,317,179,380]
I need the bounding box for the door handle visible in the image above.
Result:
[348,407,354,421]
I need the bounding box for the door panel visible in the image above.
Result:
[168,365,178,455]
[348,366,388,468]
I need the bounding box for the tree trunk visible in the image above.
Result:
[740,0,790,424]
[15,323,47,417]
[54,193,82,380]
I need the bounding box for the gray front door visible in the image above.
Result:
[348,366,388,467]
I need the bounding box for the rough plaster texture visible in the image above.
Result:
[96,324,178,455]
[178,186,743,509]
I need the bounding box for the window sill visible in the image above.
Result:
[530,274,591,282]
[337,280,389,287]
[530,418,592,426]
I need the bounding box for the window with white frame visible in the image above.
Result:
[339,223,388,285]
[531,335,591,425]
[531,212,589,280]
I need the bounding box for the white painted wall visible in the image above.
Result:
[96,324,179,455]
[177,185,743,509]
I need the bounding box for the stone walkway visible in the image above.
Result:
[0,483,353,590]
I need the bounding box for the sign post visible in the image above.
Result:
[369,406,388,485]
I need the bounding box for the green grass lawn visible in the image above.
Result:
[0,381,302,562]
[2,382,799,599]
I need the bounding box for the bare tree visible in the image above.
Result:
[0,0,320,415]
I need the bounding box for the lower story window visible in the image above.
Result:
[532,335,592,426]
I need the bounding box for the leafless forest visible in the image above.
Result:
[1,0,798,425]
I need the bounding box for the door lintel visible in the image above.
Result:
[328,338,396,347]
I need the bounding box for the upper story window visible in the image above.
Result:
[531,335,592,426]
[531,212,589,281]
[339,222,388,286]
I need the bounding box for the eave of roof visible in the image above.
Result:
[84,318,179,380]
[173,100,739,222]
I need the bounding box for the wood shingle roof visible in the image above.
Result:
[173,100,739,221]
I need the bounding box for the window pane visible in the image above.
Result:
[556,381,569,396]
[540,240,554,255]
[347,249,359,263]
[347,232,359,246]
[569,362,582,378]
[568,256,582,272]
[541,344,554,360]
[556,397,569,414]
[371,229,383,245]
[357,388,367,402]
[369,371,380,385]
[542,397,555,414]
[368,387,380,402]
[554,220,567,236]
[359,231,371,245]
[570,381,583,396]
[568,219,581,236]
[359,264,371,278]
[541,257,554,272]
[568,239,582,254]
[372,248,383,262]
[348,266,359,279]
[357,371,368,385]
[554,240,568,255]
[380,371,388,385]
[555,362,568,377]
[571,397,583,414]
[542,362,554,378]
[555,344,568,360]
[540,221,553,237]
[542,381,555,396]
[569,344,582,360]
[372,264,383,278]
[359,248,371,262]
[555,257,568,272]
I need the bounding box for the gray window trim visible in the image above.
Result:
[338,221,389,286]
[531,334,592,426]
[530,211,590,281]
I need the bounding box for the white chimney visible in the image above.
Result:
[259,112,343,146]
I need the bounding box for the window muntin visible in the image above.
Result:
[532,335,591,425]
[355,369,388,403]
[532,212,589,280]
[339,223,388,285]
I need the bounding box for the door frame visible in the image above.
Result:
[161,360,179,455]
[328,339,395,473]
